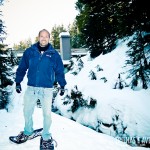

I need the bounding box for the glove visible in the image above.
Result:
[60,86,65,96]
[53,81,58,88]
[16,83,22,93]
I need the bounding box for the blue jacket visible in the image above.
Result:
[15,43,67,88]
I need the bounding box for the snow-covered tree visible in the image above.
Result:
[125,32,150,89]
[61,85,97,113]
[69,56,84,75]
[0,49,16,110]
[89,70,97,80]
[113,74,127,89]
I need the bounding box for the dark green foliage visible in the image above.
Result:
[61,85,97,113]
[0,0,6,42]
[13,38,32,51]
[113,74,127,89]
[71,33,85,48]
[70,87,83,112]
[50,24,66,49]
[76,0,120,58]
[95,65,103,72]
[71,88,82,100]
[77,57,84,70]
[100,77,107,83]
[69,20,86,48]
[66,59,74,71]
[70,57,84,75]
[0,50,15,86]
[9,49,19,66]
[68,85,97,113]
[63,95,71,105]
[89,70,97,80]
[76,0,150,89]
[62,96,73,113]
[76,0,150,58]
[88,97,97,108]
[0,89,10,109]
[0,49,15,109]
[125,32,150,89]
[71,99,80,113]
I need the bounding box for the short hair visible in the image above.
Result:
[38,29,50,38]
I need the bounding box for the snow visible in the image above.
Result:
[0,39,150,150]
[59,32,70,37]
[0,98,148,150]
[53,39,150,140]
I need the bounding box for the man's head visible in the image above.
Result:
[38,29,50,47]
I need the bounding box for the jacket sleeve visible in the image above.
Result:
[15,50,29,83]
[54,53,67,87]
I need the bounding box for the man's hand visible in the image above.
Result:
[60,86,65,96]
[16,83,22,93]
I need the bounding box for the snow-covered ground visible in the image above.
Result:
[0,94,149,150]
[53,39,150,147]
[0,39,150,150]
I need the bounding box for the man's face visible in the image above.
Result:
[38,31,50,47]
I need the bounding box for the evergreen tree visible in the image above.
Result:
[0,49,15,110]
[76,0,150,89]
[114,74,127,89]
[0,0,16,110]
[76,0,119,58]
[126,31,150,89]
[13,38,32,51]
[63,85,97,113]
[75,0,150,58]
[70,57,84,75]
[68,20,86,48]
[50,24,66,49]
[0,0,5,42]
[89,70,97,80]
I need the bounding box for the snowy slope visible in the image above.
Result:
[0,39,150,150]
[53,39,150,144]
[0,101,149,150]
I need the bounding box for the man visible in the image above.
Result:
[14,29,67,149]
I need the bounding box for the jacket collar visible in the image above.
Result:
[31,42,56,54]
